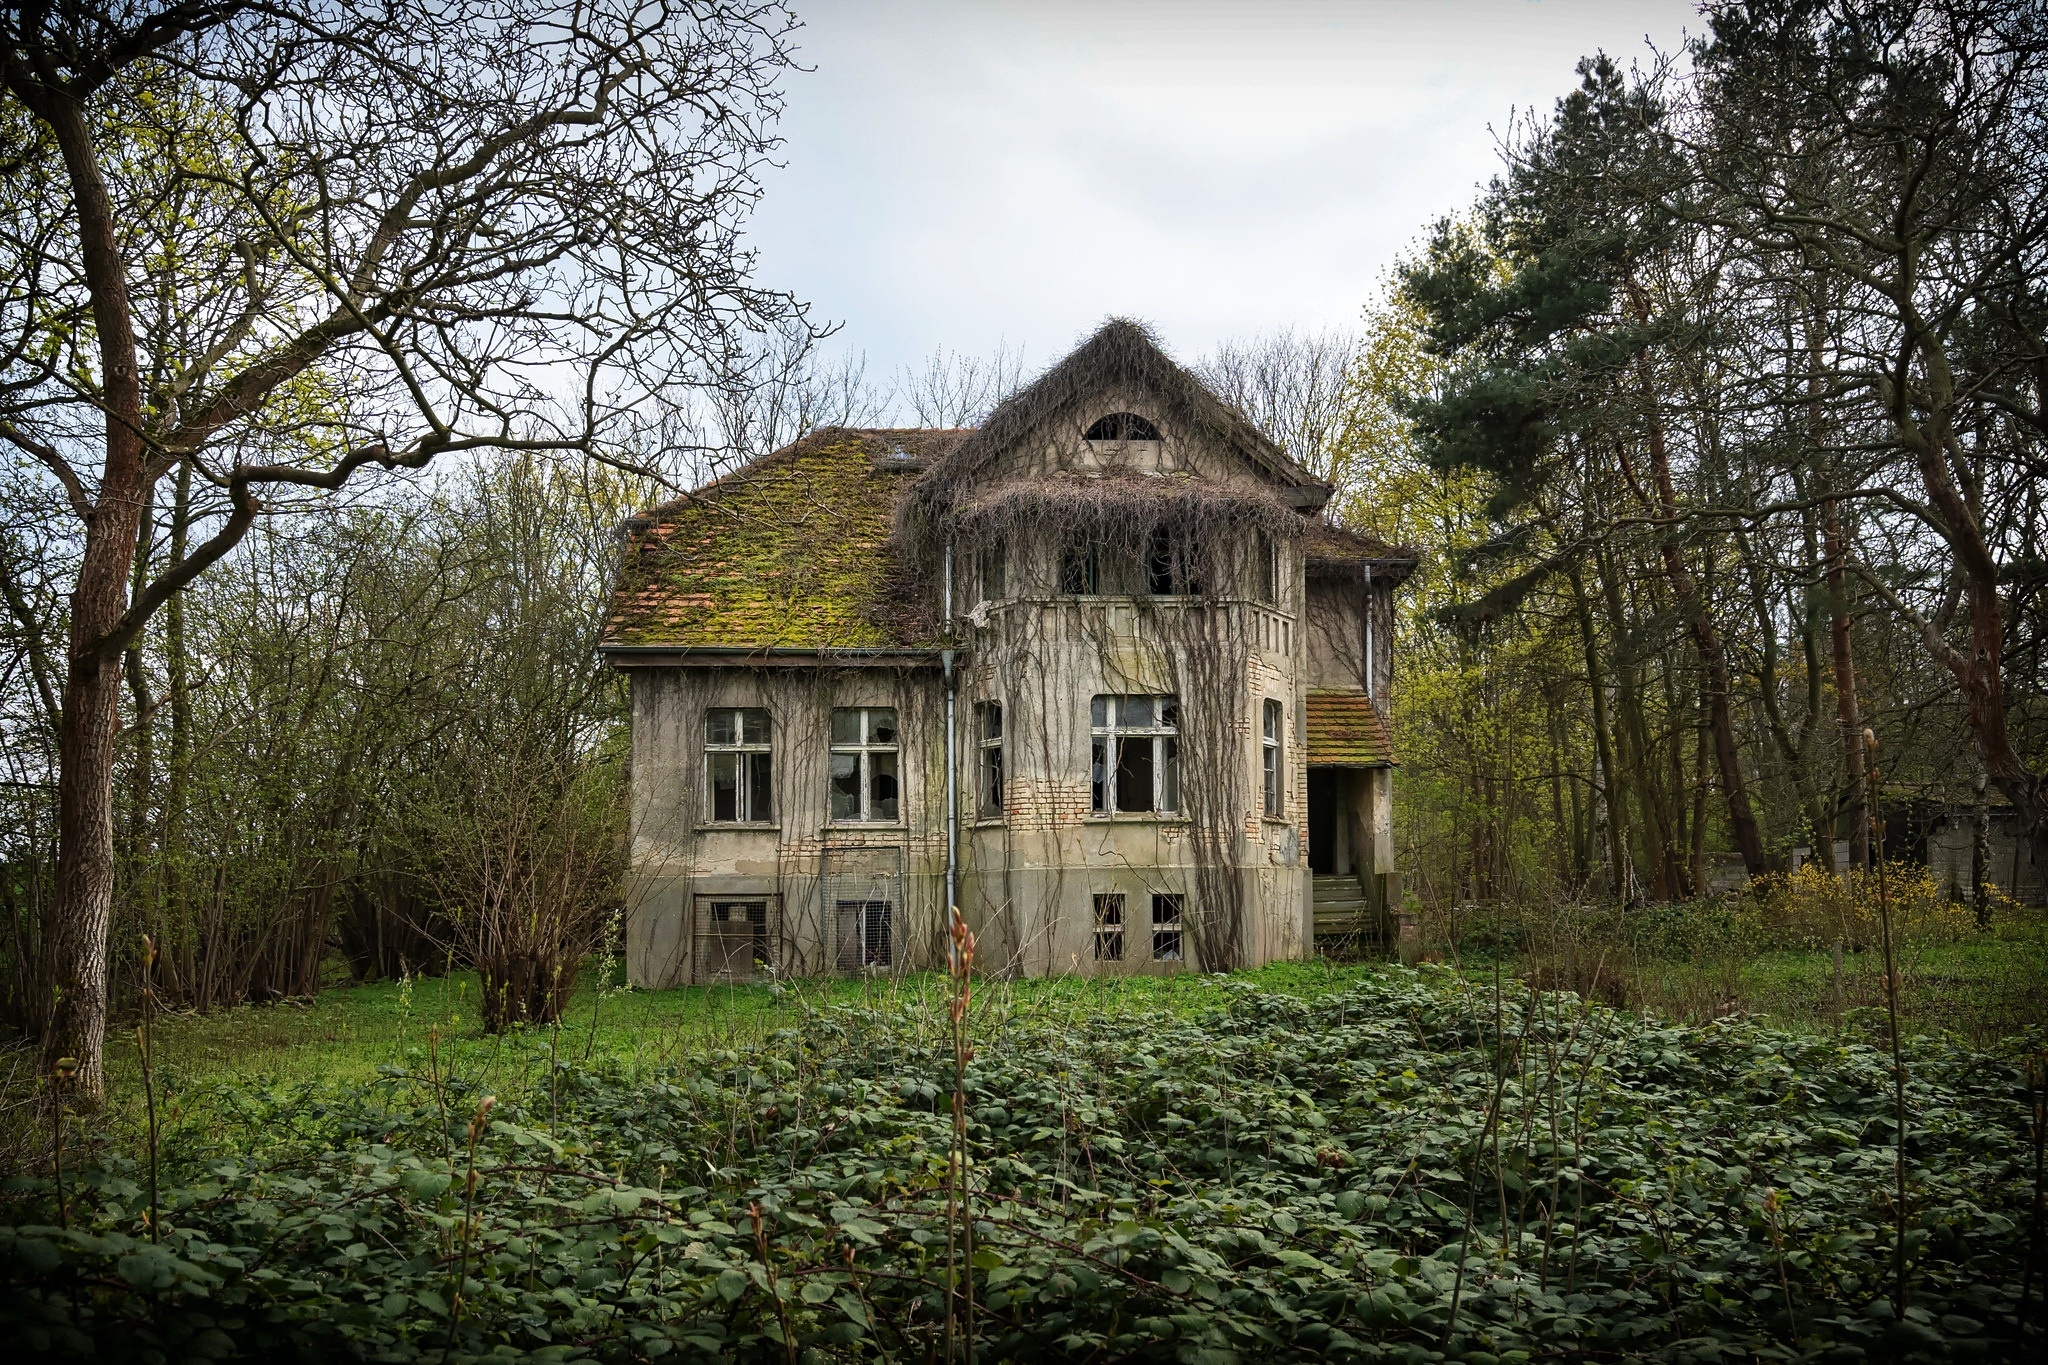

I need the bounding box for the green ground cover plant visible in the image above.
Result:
[3,966,2039,1362]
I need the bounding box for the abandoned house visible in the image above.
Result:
[601,320,1417,985]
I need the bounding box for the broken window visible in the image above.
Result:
[977,701,1004,819]
[1257,531,1279,602]
[1090,694,1180,815]
[1151,893,1184,962]
[1093,893,1125,961]
[830,707,900,823]
[696,898,776,983]
[1262,698,1284,818]
[834,899,893,970]
[1084,412,1161,441]
[705,707,772,822]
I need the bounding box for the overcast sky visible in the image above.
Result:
[747,0,1704,385]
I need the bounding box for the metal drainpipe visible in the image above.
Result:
[943,543,958,919]
[1364,563,1374,701]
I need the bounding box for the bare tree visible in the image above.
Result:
[0,0,804,1098]
[1196,328,1360,478]
[899,342,1027,428]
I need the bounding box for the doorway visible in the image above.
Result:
[1308,769,1339,875]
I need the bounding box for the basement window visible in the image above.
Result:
[830,707,900,822]
[1151,893,1184,962]
[1093,893,1125,961]
[1085,412,1161,441]
[705,707,772,822]
[1090,694,1180,815]
[833,899,893,970]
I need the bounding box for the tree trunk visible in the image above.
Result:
[1570,565,1632,902]
[38,88,149,1102]
[1821,494,1868,871]
[1638,412,1769,879]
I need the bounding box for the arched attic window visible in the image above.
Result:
[1084,412,1160,441]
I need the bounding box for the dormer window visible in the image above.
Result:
[1084,412,1160,442]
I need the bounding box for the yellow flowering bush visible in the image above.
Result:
[1753,861,1972,951]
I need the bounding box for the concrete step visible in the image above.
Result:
[1312,875,1366,901]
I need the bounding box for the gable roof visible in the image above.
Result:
[602,428,967,654]
[911,319,1331,513]
[1305,690,1396,767]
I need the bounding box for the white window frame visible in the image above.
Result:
[1262,698,1284,818]
[704,707,772,824]
[1151,893,1184,962]
[1090,695,1181,816]
[1092,892,1125,961]
[977,700,1004,819]
[830,706,901,823]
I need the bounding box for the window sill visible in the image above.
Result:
[698,822,779,833]
[1085,813,1191,825]
[824,822,907,832]
[1261,815,1293,828]
[972,815,1006,827]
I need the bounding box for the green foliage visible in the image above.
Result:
[3,970,2034,1360]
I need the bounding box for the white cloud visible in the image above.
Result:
[752,0,1701,377]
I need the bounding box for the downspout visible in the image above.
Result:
[943,543,958,920]
[1364,564,1375,703]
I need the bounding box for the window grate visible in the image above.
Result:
[693,897,779,984]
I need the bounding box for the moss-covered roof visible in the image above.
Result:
[1305,690,1395,767]
[603,428,969,651]
[1303,519,1421,584]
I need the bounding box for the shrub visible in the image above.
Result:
[1,969,2035,1361]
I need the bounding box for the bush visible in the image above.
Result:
[1754,863,1972,952]
[1,969,2036,1361]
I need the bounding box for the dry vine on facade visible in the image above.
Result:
[602,321,1416,984]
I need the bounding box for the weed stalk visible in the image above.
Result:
[450,1093,496,1348]
[139,934,160,1242]
[1865,730,1909,1314]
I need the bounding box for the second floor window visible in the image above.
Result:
[830,707,900,822]
[1059,538,1101,595]
[977,701,1004,818]
[978,538,1007,600]
[1145,525,1199,595]
[1262,698,1284,817]
[705,708,771,822]
[1091,694,1179,815]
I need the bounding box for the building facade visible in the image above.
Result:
[602,322,1415,985]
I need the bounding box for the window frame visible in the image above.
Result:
[1092,892,1125,961]
[978,538,1007,601]
[704,707,773,824]
[1257,531,1279,603]
[1151,893,1184,962]
[976,700,1004,820]
[1059,538,1102,595]
[1090,694,1181,816]
[1262,698,1284,818]
[1144,524,1200,596]
[829,706,902,824]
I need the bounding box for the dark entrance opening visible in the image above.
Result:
[1308,769,1339,875]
